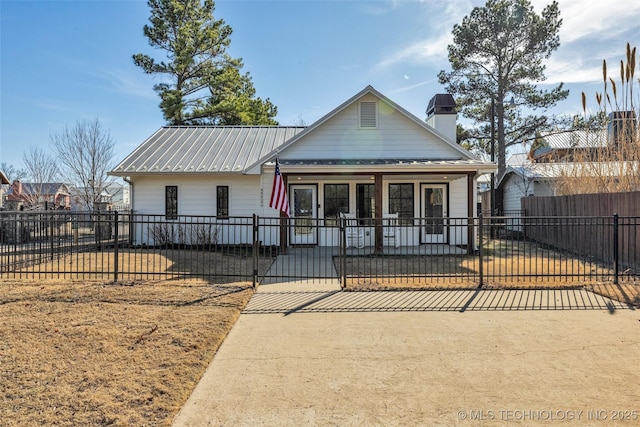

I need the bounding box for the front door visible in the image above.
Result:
[421,184,448,243]
[290,185,317,245]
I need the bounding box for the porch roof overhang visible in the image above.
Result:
[265,158,497,175]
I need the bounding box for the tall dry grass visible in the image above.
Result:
[556,43,640,195]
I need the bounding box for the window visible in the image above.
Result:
[389,183,414,224]
[165,186,178,220]
[324,184,349,226]
[359,101,377,128]
[356,184,375,225]
[216,186,229,218]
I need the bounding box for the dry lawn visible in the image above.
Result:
[0,278,253,426]
[2,245,639,426]
[342,240,640,307]
[0,246,274,426]
[7,248,270,282]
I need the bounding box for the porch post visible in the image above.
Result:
[279,174,288,254]
[467,172,476,255]
[374,173,383,253]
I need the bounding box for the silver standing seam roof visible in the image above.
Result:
[110,126,306,175]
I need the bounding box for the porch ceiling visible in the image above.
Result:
[271,158,496,174]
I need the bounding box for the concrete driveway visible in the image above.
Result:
[172,281,640,426]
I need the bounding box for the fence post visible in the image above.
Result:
[252,214,259,289]
[613,213,619,285]
[478,214,484,288]
[113,211,119,283]
[340,216,347,288]
[50,212,55,261]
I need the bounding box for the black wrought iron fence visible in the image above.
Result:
[1,211,638,288]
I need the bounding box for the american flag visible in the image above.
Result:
[269,158,290,217]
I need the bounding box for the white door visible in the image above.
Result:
[290,185,317,245]
[421,184,448,243]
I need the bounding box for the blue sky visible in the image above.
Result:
[1,0,639,172]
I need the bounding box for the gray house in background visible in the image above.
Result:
[497,114,638,214]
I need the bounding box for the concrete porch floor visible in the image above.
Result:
[260,244,468,285]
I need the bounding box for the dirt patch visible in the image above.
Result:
[0,279,252,426]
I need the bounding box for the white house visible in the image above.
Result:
[109,86,496,250]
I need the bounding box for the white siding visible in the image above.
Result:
[281,96,462,161]
[132,174,263,217]
[130,174,473,247]
[448,176,469,246]
[501,174,528,234]
[502,174,528,213]
[130,174,270,245]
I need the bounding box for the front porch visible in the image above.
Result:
[260,244,469,286]
[270,165,485,253]
[264,215,477,254]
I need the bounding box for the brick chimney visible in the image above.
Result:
[11,180,22,196]
[425,94,457,144]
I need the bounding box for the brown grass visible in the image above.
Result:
[341,240,640,306]
[0,279,253,426]
[8,249,273,282]
[2,245,638,426]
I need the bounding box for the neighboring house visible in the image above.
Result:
[69,181,130,212]
[500,159,638,214]
[5,181,71,210]
[108,181,130,211]
[499,162,561,213]
[529,129,608,163]
[0,170,9,209]
[110,86,496,249]
[497,112,638,214]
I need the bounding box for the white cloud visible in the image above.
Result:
[374,1,474,69]
[31,100,66,111]
[97,67,157,100]
[387,79,437,95]
[375,33,451,69]
[542,0,640,44]
[376,0,640,85]
[538,0,640,85]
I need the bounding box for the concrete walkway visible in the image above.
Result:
[171,280,639,426]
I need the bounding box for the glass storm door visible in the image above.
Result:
[290,185,317,245]
[422,184,447,243]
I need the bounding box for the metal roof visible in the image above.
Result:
[110,126,306,175]
[7,182,70,195]
[542,129,607,149]
[504,161,638,182]
[110,86,494,177]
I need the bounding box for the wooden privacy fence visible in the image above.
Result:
[522,192,640,282]
[522,191,640,217]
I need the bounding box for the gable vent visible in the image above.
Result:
[359,101,378,128]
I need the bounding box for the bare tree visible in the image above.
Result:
[0,162,28,182]
[51,119,116,211]
[20,147,60,208]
